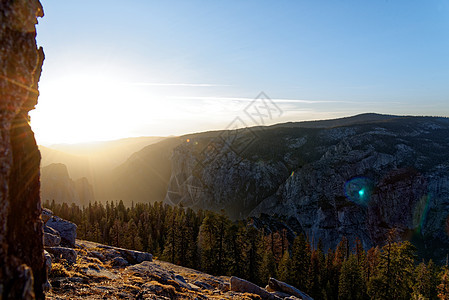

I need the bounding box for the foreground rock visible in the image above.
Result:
[43,251,52,292]
[44,239,314,299]
[98,244,152,264]
[0,0,46,299]
[230,276,281,300]
[45,239,275,299]
[44,232,62,247]
[46,247,77,264]
[269,278,313,300]
[46,216,77,247]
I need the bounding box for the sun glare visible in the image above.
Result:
[30,71,182,145]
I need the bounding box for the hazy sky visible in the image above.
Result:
[31,0,449,145]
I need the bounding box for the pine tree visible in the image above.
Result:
[290,233,311,291]
[216,212,231,274]
[260,250,277,284]
[308,247,324,298]
[438,268,449,300]
[198,211,217,274]
[245,225,264,284]
[278,249,291,283]
[228,223,246,278]
[338,254,366,300]
[368,240,416,300]
[162,206,178,264]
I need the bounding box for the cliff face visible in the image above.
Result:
[0,1,45,299]
[41,163,94,206]
[163,115,449,259]
[251,119,449,254]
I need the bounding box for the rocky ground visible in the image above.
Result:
[42,209,311,299]
[45,240,308,300]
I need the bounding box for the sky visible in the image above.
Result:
[31,0,449,145]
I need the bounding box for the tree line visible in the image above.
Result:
[44,199,449,299]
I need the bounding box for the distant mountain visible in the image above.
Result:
[39,114,449,260]
[109,138,182,205]
[268,112,401,129]
[41,163,94,206]
[40,136,165,203]
[157,113,449,260]
[48,136,165,169]
[39,146,90,180]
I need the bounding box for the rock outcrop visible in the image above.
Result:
[161,114,449,259]
[268,278,313,300]
[45,247,77,264]
[40,163,94,206]
[0,0,45,299]
[46,239,309,299]
[230,276,281,300]
[46,215,77,248]
[41,210,78,266]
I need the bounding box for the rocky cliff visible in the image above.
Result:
[41,163,94,206]
[0,0,46,299]
[163,114,449,259]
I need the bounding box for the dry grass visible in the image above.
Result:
[49,263,71,278]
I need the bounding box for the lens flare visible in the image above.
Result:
[413,194,431,235]
[344,177,374,206]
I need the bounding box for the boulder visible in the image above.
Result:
[125,261,174,285]
[44,224,61,236]
[102,248,122,261]
[173,274,191,290]
[268,278,313,300]
[43,250,52,292]
[98,244,152,264]
[44,250,52,273]
[46,247,77,264]
[42,208,53,224]
[44,232,61,247]
[131,249,153,264]
[46,216,77,247]
[111,256,129,267]
[230,276,281,300]
[88,250,106,262]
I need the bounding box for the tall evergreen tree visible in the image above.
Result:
[278,249,291,283]
[338,254,366,300]
[291,233,311,291]
[198,211,218,274]
[260,250,278,284]
[368,240,416,300]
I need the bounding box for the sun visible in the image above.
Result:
[30,71,175,145]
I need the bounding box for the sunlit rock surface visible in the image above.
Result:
[46,239,308,299]
[0,0,45,299]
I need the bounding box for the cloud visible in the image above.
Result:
[169,96,353,104]
[124,82,230,87]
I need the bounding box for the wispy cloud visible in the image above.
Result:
[125,82,230,87]
[170,96,354,104]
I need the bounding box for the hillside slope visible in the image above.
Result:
[161,114,449,259]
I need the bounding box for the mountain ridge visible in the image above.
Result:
[39,113,449,260]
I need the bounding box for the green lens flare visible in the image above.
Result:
[344,177,373,206]
[359,189,365,197]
